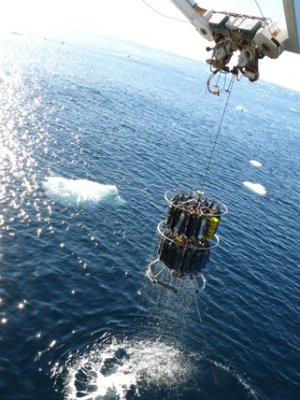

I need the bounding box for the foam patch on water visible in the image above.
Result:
[59,339,193,400]
[243,181,267,196]
[43,177,124,206]
[51,338,258,400]
[250,160,262,168]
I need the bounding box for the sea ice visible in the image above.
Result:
[43,177,124,206]
[235,104,246,112]
[250,159,262,168]
[243,181,267,196]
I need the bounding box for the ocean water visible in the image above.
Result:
[0,31,299,400]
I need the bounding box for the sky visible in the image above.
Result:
[1,0,300,91]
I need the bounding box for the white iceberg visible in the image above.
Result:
[243,181,267,196]
[250,160,262,168]
[43,177,124,206]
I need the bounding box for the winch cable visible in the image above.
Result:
[254,0,273,35]
[200,76,235,191]
[254,0,266,19]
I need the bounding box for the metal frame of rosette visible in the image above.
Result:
[146,189,228,293]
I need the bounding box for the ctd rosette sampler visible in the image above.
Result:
[146,189,227,293]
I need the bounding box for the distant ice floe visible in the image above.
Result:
[126,54,140,60]
[243,181,267,196]
[235,104,247,112]
[250,159,262,168]
[43,177,124,206]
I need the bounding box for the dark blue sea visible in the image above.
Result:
[0,31,299,400]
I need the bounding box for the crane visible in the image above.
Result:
[169,0,300,83]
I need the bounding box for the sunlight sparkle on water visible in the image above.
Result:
[17,302,25,310]
[49,340,57,349]
[0,68,51,241]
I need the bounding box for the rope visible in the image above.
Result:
[141,0,188,23]
[193,284,217,384]
[254,0,273,33]
[254,0,268,21]
[200,76,235,191]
